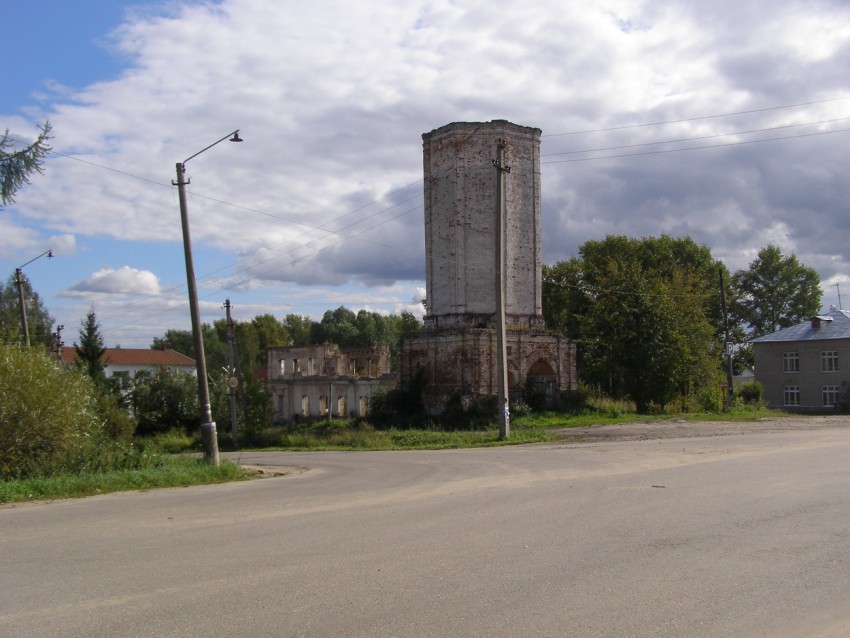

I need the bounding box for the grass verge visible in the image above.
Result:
[0,456,249,505]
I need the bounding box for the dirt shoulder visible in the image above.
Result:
[551,414,850,443]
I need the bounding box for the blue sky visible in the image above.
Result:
[3,0,850,348]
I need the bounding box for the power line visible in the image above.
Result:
[542,95,850,137]
[541,126,850,164]
[541,116,850,158]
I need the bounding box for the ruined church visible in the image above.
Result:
[399,120,576,412]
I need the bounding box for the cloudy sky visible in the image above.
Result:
[3,0,849,348]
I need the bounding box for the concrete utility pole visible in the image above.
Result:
[493,139,511,439]
[224,299,239,448]
[719,268,734,406]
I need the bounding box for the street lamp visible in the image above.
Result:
[15,249,53,346]
[173,130,243,465]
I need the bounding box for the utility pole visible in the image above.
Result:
[53,324,64,358]
[172,129,241,465]
[15,249,53,346]
[493,139,511,439]
[719,268,734,407]
[224,299,239,448]
[836,283,843,310]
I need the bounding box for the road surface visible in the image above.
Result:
[2,418,849,637]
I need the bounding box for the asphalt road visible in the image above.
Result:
[2,422,850,637]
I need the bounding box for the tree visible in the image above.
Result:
[0,271,54,347]
[731,244,822,338]
[131,367,199,436]
[1,122,52,206]
[544,235,721,412]
[283,313,313,346]
[75,309,107,383]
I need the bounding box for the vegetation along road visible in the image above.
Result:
[2,416,849,637]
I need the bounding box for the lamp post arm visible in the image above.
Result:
[183,130,241,165]
[19,249,53,270]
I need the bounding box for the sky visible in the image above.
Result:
[2,0,849,349]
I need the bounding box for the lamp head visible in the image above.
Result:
[230,131,243,143]
[47,250,53,259]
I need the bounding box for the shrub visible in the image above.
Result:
[739,381,763,404]
[0,345,108,478]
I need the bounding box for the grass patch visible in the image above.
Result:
[243,419,555,451]
[0,456,248,504]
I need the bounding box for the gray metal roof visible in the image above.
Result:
[749,310,850,343]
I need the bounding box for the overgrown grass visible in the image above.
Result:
[245,419,555,451]
[514,401,785,429]
[0,456,249,504]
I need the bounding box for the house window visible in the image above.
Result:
[301,395,310,416]
[308,357,314,375]
[319,395,328,416]
[279,359,286,375]
[359,396,369,416]
[294,358,301,373]
[821,351,838,372]
[783,352,799,373]
[822,386,841,407]
[337,395,347,416]
[783,386,800,407]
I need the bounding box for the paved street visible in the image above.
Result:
[2,423,850,637]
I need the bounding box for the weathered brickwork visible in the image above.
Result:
[423,120,544,329]
[402,120,577,412]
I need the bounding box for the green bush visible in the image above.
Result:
[0,345,111,479]
[131,367,199,436]
[739,381,763,404]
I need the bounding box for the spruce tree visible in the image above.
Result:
[75,309,107,383]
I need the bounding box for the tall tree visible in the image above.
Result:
[0,271,54,347]
[544,235,721,412]
[731,244,822,338]
[1,122,52,206]
[75,309,107,383]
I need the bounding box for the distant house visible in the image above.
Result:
[750,309,850,412]
[60,347,196,386]
[266,343,396,422]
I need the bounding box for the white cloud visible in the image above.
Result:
[66,266,161,295]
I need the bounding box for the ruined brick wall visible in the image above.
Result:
[399,328,576,412]
[422,120,543,330]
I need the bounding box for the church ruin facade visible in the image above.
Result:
[399,120,576,412]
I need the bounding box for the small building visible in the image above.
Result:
[266,343,395,422]
[60,346,196,386]
[750,309,850,412]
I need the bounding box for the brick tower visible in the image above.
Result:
[400,120,575,412]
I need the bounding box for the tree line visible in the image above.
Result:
[151,306,424,377]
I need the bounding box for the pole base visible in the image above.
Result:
[200,422,220,466]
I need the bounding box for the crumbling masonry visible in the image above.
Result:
[399,120,576,412]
